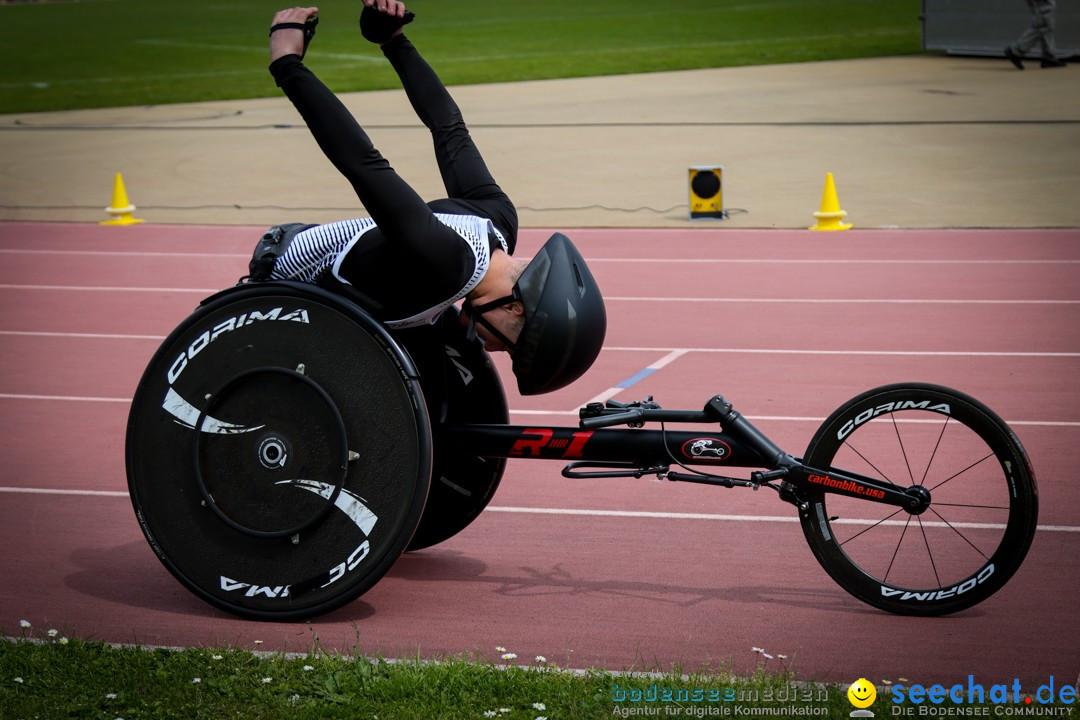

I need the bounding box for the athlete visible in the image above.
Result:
[255,1,606,395]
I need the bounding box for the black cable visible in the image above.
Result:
[0,203,750,216]
[658,417,725,482]
[5,119,1079,131]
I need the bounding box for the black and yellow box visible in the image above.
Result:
[689,165,724,220]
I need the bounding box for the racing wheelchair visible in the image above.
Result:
[126,281,1038,620]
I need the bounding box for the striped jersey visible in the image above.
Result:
[270,213,508,329]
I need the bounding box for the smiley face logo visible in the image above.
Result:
[848,678,877,709]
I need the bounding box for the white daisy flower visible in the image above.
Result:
[19,620,30,629]
[533,702,547,710]
[501,653,517,660]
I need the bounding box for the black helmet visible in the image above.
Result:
[465,233,606,395]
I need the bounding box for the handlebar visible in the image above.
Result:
[577,395,730,430]
[579,409,646,429]
[576,395,787,468]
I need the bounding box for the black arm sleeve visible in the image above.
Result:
[269,54,449,249]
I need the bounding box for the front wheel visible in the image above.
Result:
[798,383,1037,616]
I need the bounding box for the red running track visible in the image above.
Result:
[0,222,1078,688]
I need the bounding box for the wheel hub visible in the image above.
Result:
[257,434,290,470]
[904,485,932,515]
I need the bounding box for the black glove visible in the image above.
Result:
[359,5,415,44]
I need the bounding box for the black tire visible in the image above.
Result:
[126,282,431,620]
[393,308,508,550]
[799,383,1038,616]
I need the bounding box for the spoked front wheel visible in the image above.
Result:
[798,383,1037,616]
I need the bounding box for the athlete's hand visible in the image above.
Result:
[362,0,407,20]
[359,0,410,44]
[269,7,319,63]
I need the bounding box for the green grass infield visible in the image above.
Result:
[2,0,922,114]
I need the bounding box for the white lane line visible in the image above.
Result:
[0,393,131,403]
[0,284,216,293]
[485,506,1080,533]
[505,409,1080,427]
[4,333,1075,359]
[0,330,165,340]
[0,487,129,498]
[2,249,1077,265]
[584,349,689,406]
[605,347,1080,358]
[1,487,1076,533]
[5,331,1079,358]
[607,296,1080,305]
[589,258,1080,265]
[0,249,248,259]
[0,285,1076,305]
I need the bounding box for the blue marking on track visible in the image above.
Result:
[615,367,658,389]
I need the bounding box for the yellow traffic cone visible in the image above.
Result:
[809,172,852,231]
[100,173,144,226]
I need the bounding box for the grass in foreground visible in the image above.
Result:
[4,630,1077,719]
[1,0,923,114]
[2,634,828,720]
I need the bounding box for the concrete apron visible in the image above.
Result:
[1,55,1077,229]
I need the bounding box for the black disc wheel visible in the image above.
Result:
[393,308,508,551]
[798,383,1038,616]
[126,282,431,620]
